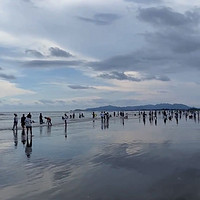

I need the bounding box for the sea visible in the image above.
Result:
[1,110,200,200]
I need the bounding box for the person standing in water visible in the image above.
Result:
[12,114,18,131]
[21,114,26,129]
[62,113,68,125]
[39,113,44,124]
[44,117,52,126]
[25,113,34,135]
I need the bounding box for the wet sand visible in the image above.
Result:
[1,114,200,200]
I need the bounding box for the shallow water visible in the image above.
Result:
[1,111,200,200]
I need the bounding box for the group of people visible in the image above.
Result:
[12,113,34,135]
[12,113,54,134]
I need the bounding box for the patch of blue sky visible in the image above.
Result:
[16,67,98,91]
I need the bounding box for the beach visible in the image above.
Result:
[1,111,200,200]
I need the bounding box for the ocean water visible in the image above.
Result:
[1,111,200,200]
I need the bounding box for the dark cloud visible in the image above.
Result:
[68,85,95,90]
[25,48,72,58]
[154,75,170,81]
[49,47,72,58]
[90,52,143,71]
[98,71,140,81]
[88,7,200,76]
[98,71,170,82]
[24,60,84,68]
[89,50,172,72]
[0,67,16,80]
[124,0,162,4]
[0,73,16,80]
[25,49,44,58]
[137,7,200,59]
[137,7,200,27]
[144,74,170,81]
[77,13,121,25]
[143,31,200,54]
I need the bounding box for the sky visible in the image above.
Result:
[0,0,200,111]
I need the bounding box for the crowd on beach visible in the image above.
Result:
[11,109,199,158]
[12,112,70,133]
[11,112,71,157]
[138,109,200,125]
[11,111,89,133]
[12,109,200,132]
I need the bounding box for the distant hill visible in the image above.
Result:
[82,103,192,112]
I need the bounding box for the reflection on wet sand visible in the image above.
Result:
[47,125,51,136]
[25,133,32,158]
[13,129,18,148]
[4,109,200,200]
[64,124,67,138]
[21,129,26,146]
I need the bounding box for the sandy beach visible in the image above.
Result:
[1,111,200,200]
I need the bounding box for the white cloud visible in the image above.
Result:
[0,0,200,110]
[0,31,19,46]
[0,80,35,98]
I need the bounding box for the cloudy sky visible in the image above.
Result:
[0,0,200,111]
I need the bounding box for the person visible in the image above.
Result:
[92,112,95,119]
[100,112,104,123]
[12,113,18,131]
[44,117,52,126]
[25,113,34,135]
[21,114,26,129]
[39,113,44,124]
[62,113,68,125]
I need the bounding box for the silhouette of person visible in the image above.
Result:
[25,113,34,135]
[45,117,52,126]
[92,112,95,119]
[62,114,68,125]
[39,113,44,124]
[12,113,18,131]
[21,114,26,129]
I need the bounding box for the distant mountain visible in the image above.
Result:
[83,103,192,112]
